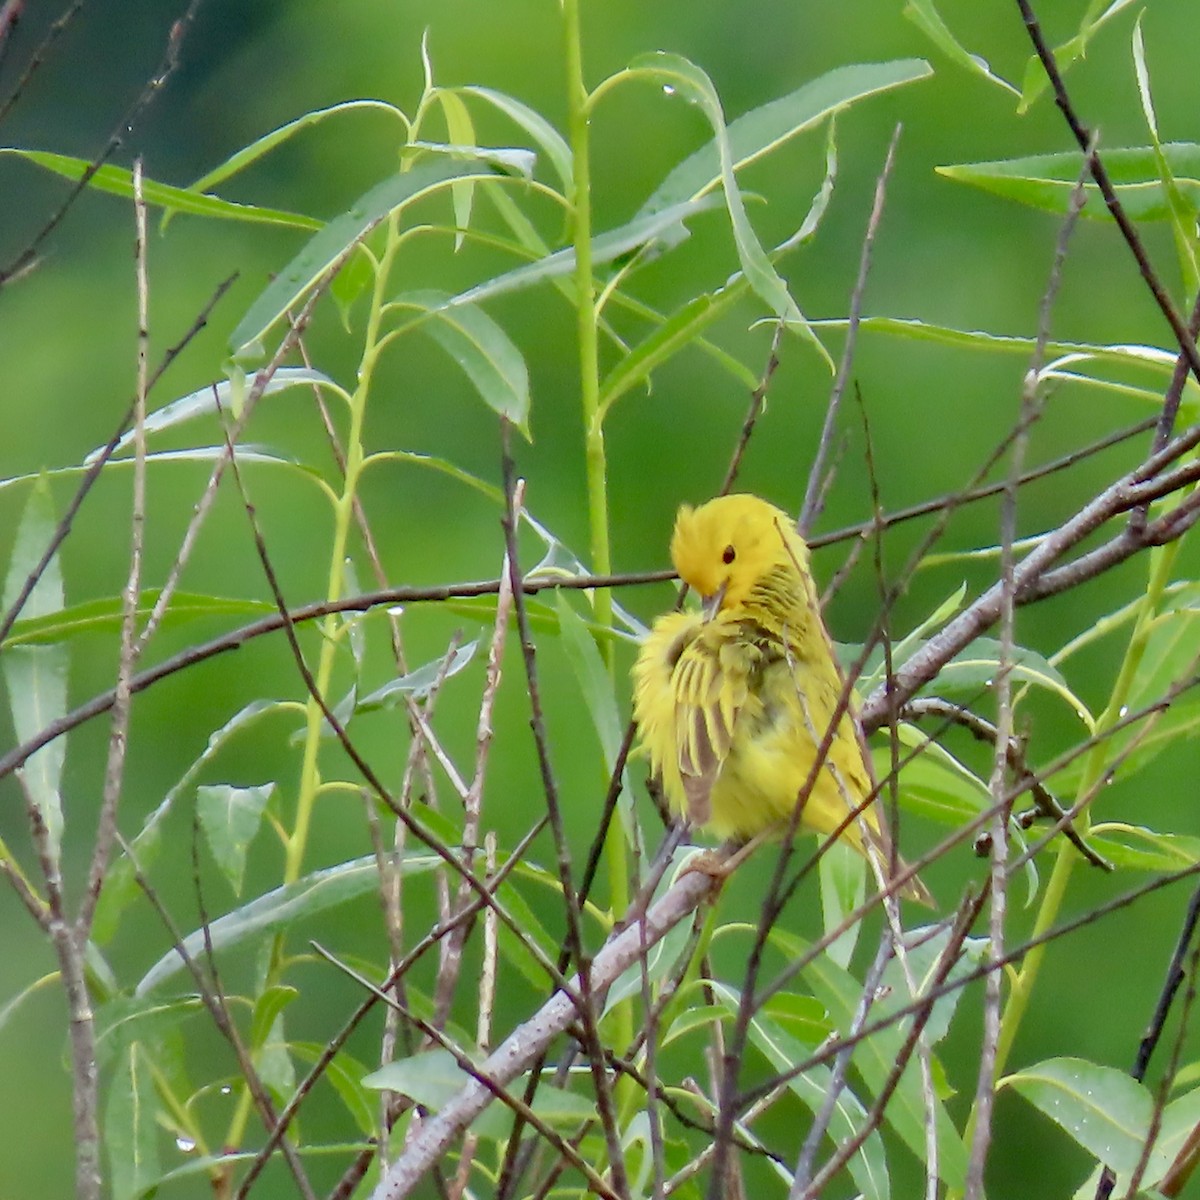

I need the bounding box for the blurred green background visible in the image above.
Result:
[3,0,1199,1195]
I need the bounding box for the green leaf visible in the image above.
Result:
[433,90,478,249]
[388,290,530,434]
[637,58,932,215]
[136,852,438,994]
[2,590,274,649]
[94,700,285,944]
[185,99,408,200]
[445,194,722,311]
[770,928,968,1189]
[2,479,66,862]
[363,1048,596,1137]
[95,996,202,1085]
[555,592,624,772]
[292,1043,375,1136]
[0,148,321,229]
[196,783,273,895]
[356,640,479,712]
[819,840,866,968]
[938,143,1200,221]
[256,1010,296,1105]
[598,292,730,418]
[106,1042,161,1200]
[84,366,340,463]
[854,584,966,694]
[472,1078,598,1139]
[937,637,1093,729]
[1133,16,1200,292]
[460,86,572,190]
[710,981,890,1200]
[877,922,987,1047]
[877,736,990,825]
[230,158,511,356]
[1003,1056,1153,1175]
[1018,0,1139,114]
[902,0,1018,94]
[628,52,819,358]
[1089,823,1200,871]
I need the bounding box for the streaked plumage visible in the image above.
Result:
[632,493,928,903]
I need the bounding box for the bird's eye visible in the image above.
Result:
[722,545,736,565]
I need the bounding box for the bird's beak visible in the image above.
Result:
[701,582,727,622]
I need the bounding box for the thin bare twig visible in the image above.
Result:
[799,124,900,538]
[76,158,149,936]
[0,0,206,285]
[0,270,236,648]
[499,435,630,1198]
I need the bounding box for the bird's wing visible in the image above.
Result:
[671,626,749,826]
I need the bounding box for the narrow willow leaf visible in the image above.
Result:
[903,0,1018,95]
[0,972,59,1036]
[638,58,932,216]
[446,195,721,310]
[136,852,438,994]
[84,367,339,463]
[817,315,1188,382]
[363,1049,596,1137]
[1089,823,1200,871]
[93,700,284,944]
[660,1000,734,1048]
[938,143,1200,221]
[431,88,478,249]
[877,922,988,1046]
[853,584,967,692]
[819,840,865,968]
[603,897,695,1014]
[877,739,990,825]
[357,640,479,710]
[106,1043,161,1200]
[389,289,530,433]
[196,783,274,895]
[770,928,968,1189]
[2,591,273,648]
[186,100,408,198]
[1133,16,1200,291]
[0,148,320,229]
[2,480,66,861]
[292,1042,375,1136]
[1018,0,1139,114]
[230,159,510,355]
[628,52,811,347]
[461,85,572,190]
[1003,1057,1153,1175]
[710,981,890,1200]
[472,1079,597,1138]
[256,1011,296,1104]
[0,450,317,506]
[935,637,1093,729]
[555,592,623,772]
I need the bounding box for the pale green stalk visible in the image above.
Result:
[563,0,634,1134]
[286,233,397,884]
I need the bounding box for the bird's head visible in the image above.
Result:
[669,494,809,619]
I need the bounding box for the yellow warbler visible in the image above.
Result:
[632,493,929,903]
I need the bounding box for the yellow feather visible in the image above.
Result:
[632,494,930,904]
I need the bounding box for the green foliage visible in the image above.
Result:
[4,3,1200,1199]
